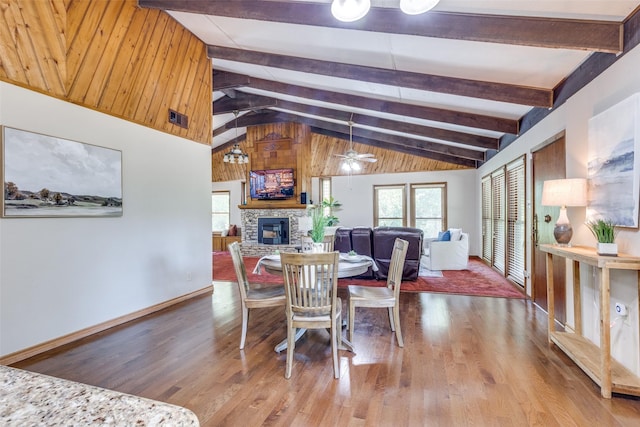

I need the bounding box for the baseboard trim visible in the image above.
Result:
[0,285,213,366]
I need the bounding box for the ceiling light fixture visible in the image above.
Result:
[399,0,440,15]
[331,0,439,22]
[223,110,249,165]
[341,119,362,173]
[331,0,371,22]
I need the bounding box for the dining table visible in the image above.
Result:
[252,252,378,353]
[253,252,376,278]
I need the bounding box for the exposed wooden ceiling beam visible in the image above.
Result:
[208,45,553,107]
[237,111,484,162]
[215,71,519,134]
[212,70,251,90]
[271,99,499,150]
[139,1,623,53]
[213,93,278,112]
[216,94,499,150]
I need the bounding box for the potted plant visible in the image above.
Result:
[321,196,342,227]
[306,204,325,252]
[587,218,618,256]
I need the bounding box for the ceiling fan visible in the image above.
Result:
[334,119,377,172]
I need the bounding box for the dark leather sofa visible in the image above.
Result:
[334,226,423,281]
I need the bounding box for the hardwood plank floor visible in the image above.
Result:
[12,282,640,426]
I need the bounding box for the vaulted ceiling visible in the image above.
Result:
[139,0,640,169]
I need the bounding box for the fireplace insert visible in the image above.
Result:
[258,217,289,244]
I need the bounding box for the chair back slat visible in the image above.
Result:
[228,242,250,298]
[387,238,409,298]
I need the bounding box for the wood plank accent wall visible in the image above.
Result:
[0,0,212,145]
[211,124,470,183]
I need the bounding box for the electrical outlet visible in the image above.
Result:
[615,302,628,316]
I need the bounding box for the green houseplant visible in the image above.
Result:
[309,204,325,244]
[587,218,618,256]
[321,196,342,227]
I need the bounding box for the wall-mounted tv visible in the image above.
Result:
[249,168,295,200]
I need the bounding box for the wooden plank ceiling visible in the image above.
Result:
[138,0,640,172]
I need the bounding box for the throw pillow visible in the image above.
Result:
[228,224,237,236]
[438,230,451,241]
[449,228,462,241]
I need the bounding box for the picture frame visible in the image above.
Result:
[1,126,123,217]
[587,93,640,228]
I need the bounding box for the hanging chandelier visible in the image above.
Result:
[223,110,249,164]
[331,0,439,22]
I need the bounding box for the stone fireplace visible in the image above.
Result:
[241,207,308,257]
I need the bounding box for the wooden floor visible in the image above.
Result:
[13,282,640,426]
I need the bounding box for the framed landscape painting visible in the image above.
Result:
[587,93,640,228]
[1,126,122,217]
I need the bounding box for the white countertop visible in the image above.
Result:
[0,365,199,426]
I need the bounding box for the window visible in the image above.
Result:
[481,155,526,287]
[374,185,406,227]
[410,183,446,238]
[320,177,331,216]
[491,168,506,274]
[506,157,526,285]
[211,191,230,231]
[481,175,492,263]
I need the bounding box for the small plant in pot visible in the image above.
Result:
[310,205,325,243]
[587,218,618,256]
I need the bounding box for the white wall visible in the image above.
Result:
[478,44,640,374]
[0,83,212,357]
[312,169,479,255]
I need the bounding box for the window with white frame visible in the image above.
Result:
[410,182,446,238]
[211,191,230,232]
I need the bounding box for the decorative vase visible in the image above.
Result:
[312,242,324,253]
[596,242,618,256]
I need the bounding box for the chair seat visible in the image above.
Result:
[292,301,341,324]
[246,286,285,300]
[347,285,394,305]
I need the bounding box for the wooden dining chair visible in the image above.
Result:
[347,238,409,347]
[280,251,341,379]
[322,234,335,252]
[228,241,286,350]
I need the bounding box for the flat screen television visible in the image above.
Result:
[249,168,295,200]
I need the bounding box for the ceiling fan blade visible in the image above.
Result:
[355,153,375,158]
[361,158,378,163]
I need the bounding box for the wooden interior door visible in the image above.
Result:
[532,136,567,325]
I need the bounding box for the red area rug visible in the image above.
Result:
[212,252,524,299]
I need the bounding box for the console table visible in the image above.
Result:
[540,244,640,398]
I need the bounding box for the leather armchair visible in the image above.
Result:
[372,227,423,281]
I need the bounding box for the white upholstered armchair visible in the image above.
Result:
[423,232,469,270]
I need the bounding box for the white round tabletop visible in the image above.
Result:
[257,254,373,278]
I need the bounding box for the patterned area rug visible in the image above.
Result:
[212,252,524,299]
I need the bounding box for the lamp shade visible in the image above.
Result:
[541,178,587,207]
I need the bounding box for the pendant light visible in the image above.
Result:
[223,110,249,164]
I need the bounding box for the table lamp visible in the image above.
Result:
[541,178,587,245]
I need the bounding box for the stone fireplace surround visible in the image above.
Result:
[240,208,308,257]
